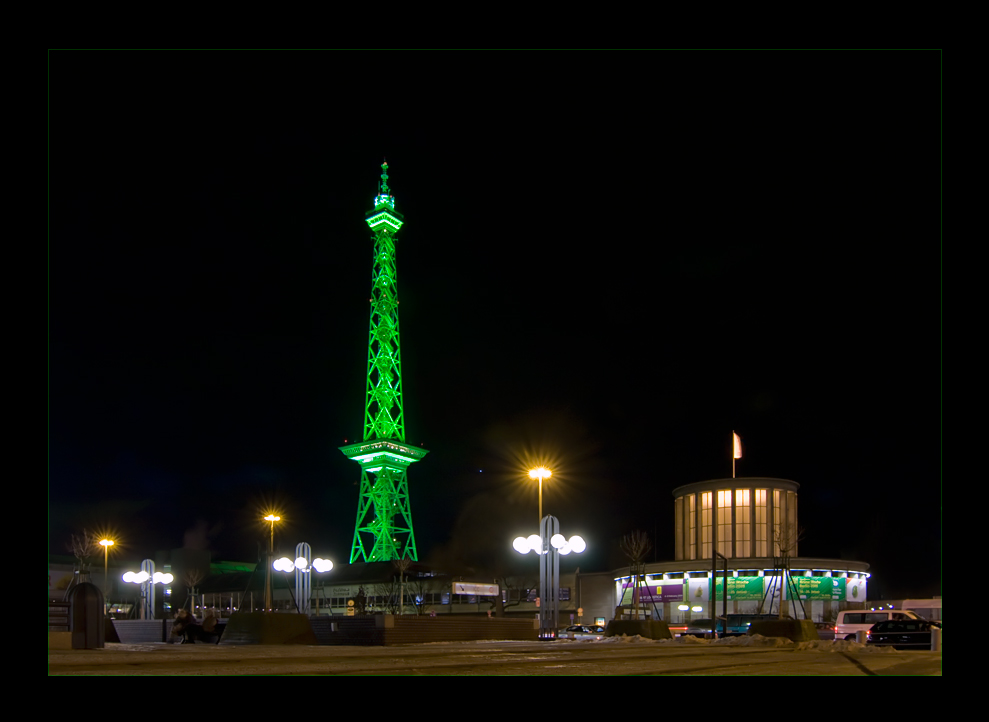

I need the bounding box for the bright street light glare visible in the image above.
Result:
[526,534,541,553]
[295,557,309,571]
[550,534,565,549]
[513,537,530,554]
[528,467,551,480]
[122,572,135,583]
[569,536,586,553]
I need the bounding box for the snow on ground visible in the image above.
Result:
[597,634,899,652]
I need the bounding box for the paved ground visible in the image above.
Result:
[48,637,943,675]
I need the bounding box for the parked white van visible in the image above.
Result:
[835,609,921,640]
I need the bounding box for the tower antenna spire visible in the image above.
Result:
[379,158,390,196]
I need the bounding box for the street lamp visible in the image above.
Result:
[99,538,114,612]
[513,515,585,639]
[273,542,333,615]
[528,467,551,526]
[122,560,174,619]
[263,514,281,611]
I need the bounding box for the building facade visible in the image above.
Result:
[599,477,870,625]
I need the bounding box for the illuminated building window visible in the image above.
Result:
[787,491,798,556]
[717,490,732,557]
[755,489,767,557]
[701,492,712,559]
[735,489,750,557]
[689,494,697,561]
[675,496,684,561]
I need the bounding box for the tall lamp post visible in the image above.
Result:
[122,561,174,619]
[99,538,114,613]
[264,514,281,612]
[528,467,551,526]
[273,544,333,616]
[513,515,585,639]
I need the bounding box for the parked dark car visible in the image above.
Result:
[866,619,938,650]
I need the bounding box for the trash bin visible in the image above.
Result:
[69,582,105,649]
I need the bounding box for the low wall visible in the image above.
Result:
[314,615,539,646]
[220,612,318,645]
[748,619,819,642]
[111,620,168,644]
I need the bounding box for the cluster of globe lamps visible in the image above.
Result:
[272,557,334,573]
[513,533,586,555]
[122,570,174,585]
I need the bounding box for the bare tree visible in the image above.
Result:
[371,579,402,614]
[184,569,205,612]
[67,529,99,573]
[497,575,539,615]
[393,559,412,615]
[620,531,652,620]
[404,577,433,616]
[772,521,806,619]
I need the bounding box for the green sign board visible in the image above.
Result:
[789,577,846,600]
[713,576,764,601]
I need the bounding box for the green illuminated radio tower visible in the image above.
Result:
[340,162,427,564]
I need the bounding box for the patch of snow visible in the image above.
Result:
[599,634,663,643]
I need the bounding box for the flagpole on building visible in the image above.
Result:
[732,431,742,479]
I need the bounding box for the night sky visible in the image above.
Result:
[50,52,940,599]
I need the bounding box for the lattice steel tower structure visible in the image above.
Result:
[340,162,428,563]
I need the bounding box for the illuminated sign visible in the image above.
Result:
[784,577,846,601]
[452,582,499,596]
[713,577,766,601]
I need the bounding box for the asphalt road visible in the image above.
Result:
[48,640,943,676]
